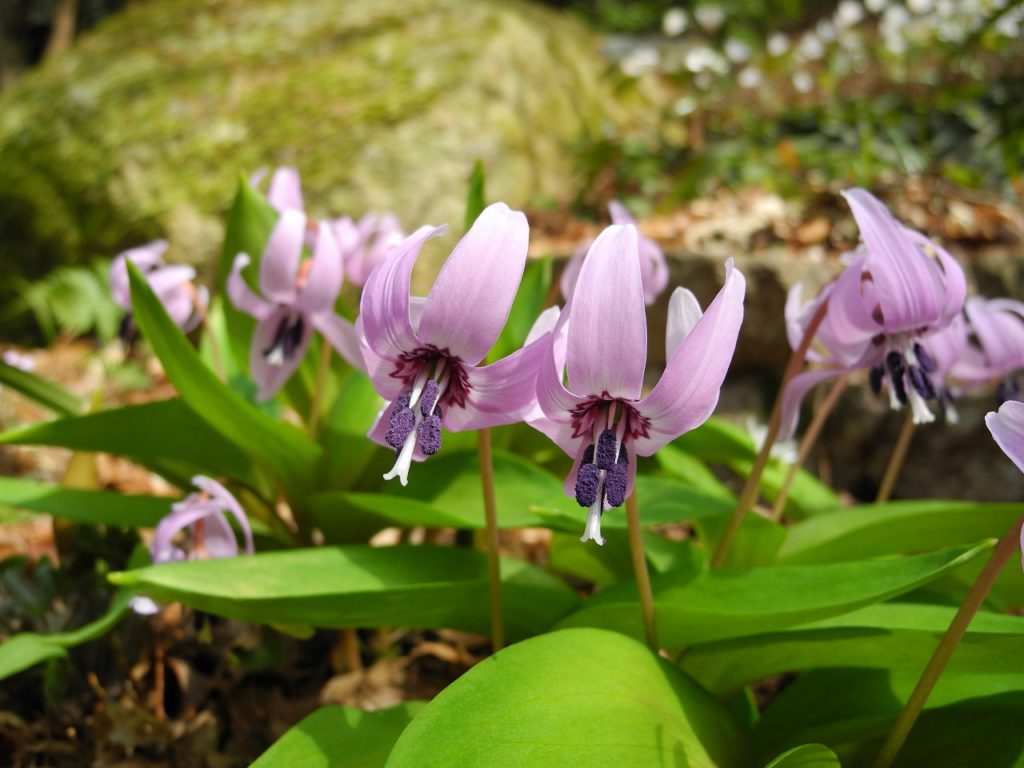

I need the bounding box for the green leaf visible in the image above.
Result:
[0,476,170,528]
[777,500,1024,564]
[763,744,841,768]
[251,703,423,768]
[682,602,1024,696]
[0,399,257,488]
[557,543,993,648]
[127,261,320,495]
[0,591,134,681]
[385,628,748,768]
[655,444,735,500]
[463,160,486,232]
[0,360,82,416]
[109,546,579,641]
[317,370,385,491]
[488,256,553,362]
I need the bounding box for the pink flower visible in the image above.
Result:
[534,224,745,544]
[358,203,550,486]
[780,189,966,436]
[228,210,362,401]
[950,297,1024,401]
[251,166,304,213]
[561,201,669,306]
[333,212,405,287]
[985,400,1024,570]
[110,241,208,332]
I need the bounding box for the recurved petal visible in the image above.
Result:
[266,167,304,212]
[665,287,703,360]
[191,475,254,555]
[259,209,305,303]
[842,189,948,332]
[296,222,343,313]
[966,297,1024,378]
[312,312,365,372]
[635,260,745,454]
[109,241,168,308]
[443,332,551,432]
[639,235,669,305]
[249,309,313,402]
[566,224,647,399]
[228,254,274,320]
[987,400,1024,476]
[559,241,589,304]
[151,496,218,564]
[360,224,446,360]
[417,203,529,365]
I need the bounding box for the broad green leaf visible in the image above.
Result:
[0,399,256,488]
[0,360,82,415]
[0,476,171,528]
[777,500,1024,564]
[694,510,787,569]
[217,177,277,371]
[763,744,841,768]
[753,670,1024,766]
[557,543,993,648]
[109,546,579,641]
[655,444,735,500]
[385,628,748,768]
[127,261,319,495]
[317,370,385,491]
[251,703,423,768]
[0,591,133,681]
[682,602,1024,696]
[488,256,553,363]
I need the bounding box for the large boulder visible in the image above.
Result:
[0,0,657,286]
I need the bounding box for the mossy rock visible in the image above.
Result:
[0,0,658,290]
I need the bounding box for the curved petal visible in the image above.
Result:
[417,203,529,365]
[360,224,446,361]
[608,200,637,227]
[987,400,1024,477]
[843,189,948,332]
[228,254,274,320]
[249,308,313,402]
[191,475,254,555]
[639,235,670,305]
[920,313,968,379]
[443,332,551,432]
[635,260,745,455]
[966,297,1024,379]
[109,241,168,309]
[266,167,304,213]
[198,511,239,558]
[354,317,406,401]
[297,222,343,313]
[534,333,587,457]
[151,496,220,564]
[312,312,365,372]
[902,228,966,328]
[566,224,647,399]
[160,284,197,329]
[259,209,305,303]
[665,287,703,360]
[559,241,589,304]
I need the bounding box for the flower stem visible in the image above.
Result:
[477,428,504,652]
[711,297,831,568]
[770,374,849,520]
[307,340,333,438]
[625,489,658,651]
[876,411,915,503]
[871,516,1024,768]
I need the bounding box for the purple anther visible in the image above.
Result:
[420,379,439,417]
[385,406,415,449]
[913,342,937,374]
[885,350,905,377]
[869,365,884,395]
[891,368,908,405]
[997,377,1021,405]
[908,365,936,400]
[603,452,629,508]
[596,429,618,470]
[582,444,595,465]
[574,463,601,507]
[395,389,412,410]
[283,315,305,359]
[416,414,442,455]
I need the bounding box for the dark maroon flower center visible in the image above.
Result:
[391,345,470,410]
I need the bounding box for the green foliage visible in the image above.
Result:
[0,360,82,415]
[5,260,121,343]
[385,628,749,768]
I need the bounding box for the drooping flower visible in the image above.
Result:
[561,201,669,306]
[535,224,745,545]
[950,297,1024,402]
[110,241,208,333]
[1,349,34,371]
[132,475,254,615]
[228,209,362,401]
[332,212,405,287]
[359,203,550,485]
[780,189,966,436]
[985,400,1024,570]
[915,312,970,422]
[251,166,305,213]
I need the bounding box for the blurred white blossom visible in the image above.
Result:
[792,70,814,92]
[836,0,865,27]
[695,4,725,32]
[724,38,751,63]
[663,7,688,36]
[738,66,762,88]
[767,32,790,56]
